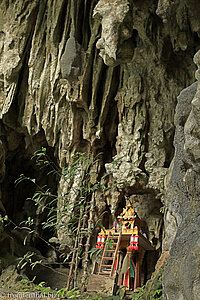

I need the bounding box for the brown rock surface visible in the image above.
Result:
[0,0,200,298]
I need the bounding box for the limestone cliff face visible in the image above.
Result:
[0,0,200,298]
[163,55,200,300]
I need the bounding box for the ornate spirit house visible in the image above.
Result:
[87,204,155,295]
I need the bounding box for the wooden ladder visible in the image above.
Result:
[98,231,122,277]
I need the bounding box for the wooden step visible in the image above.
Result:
[98,231,122,277]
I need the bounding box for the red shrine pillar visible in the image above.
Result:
[134,247,146,291]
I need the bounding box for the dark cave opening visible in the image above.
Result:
[1,135,60,263]
[102,203,112,229]
[53,0,69,45]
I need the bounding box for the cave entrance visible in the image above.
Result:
[2,141,59,259]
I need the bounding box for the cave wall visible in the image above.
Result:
[0,0,200,298]
[163,54,200,300]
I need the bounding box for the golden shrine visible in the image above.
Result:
[87,204,155,295]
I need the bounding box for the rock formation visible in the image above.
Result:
[163,54,200,299]
[0,0,200,298]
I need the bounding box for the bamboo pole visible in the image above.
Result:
[66,207,83,291]
[81,192,95,293]
[74,205,88,288]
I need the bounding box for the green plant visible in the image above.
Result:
[116,286,126,299]
[152,288,162,299]
[14,150,111,288]
[16,251,44,272]
[15,276,36,292]
[132,286,145,299]
[34,281,51,294]
[132,285,162,300]
[104,296,120,300]
[59,287,80,298]
[89,231,115,259]
[160,206,165,213]
[11,148,131,295]
[0,214,8,222]
[86,296,102,300]
[16,252,35,270]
